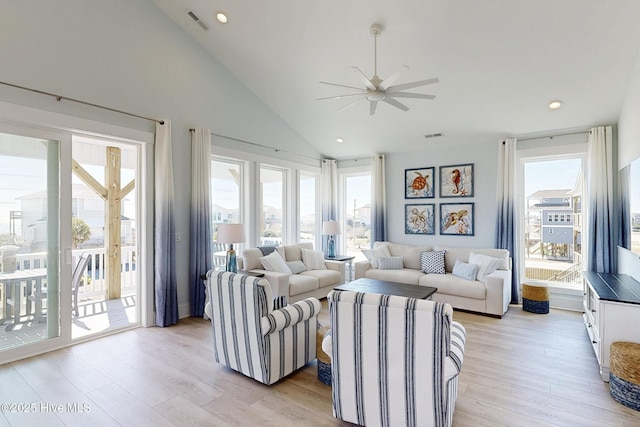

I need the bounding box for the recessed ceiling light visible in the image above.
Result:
[336,137,344,144]
[216,12,228,24]
[548,100,563,110]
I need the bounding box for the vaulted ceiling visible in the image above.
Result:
[153,0,640,159]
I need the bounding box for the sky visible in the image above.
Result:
[524,158,582,197]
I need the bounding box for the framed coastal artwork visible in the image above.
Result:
[405,204,435,235]
[439,164,474,197]
[405,167,435,199]
[440,202,474,236]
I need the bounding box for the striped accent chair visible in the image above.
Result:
[204,270,321,385]
[323,290,466,427]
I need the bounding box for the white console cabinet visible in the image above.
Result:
[582,272,640,381]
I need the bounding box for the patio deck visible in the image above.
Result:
[0,296,137,351]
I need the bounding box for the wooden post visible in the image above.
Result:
[105,147,121,300]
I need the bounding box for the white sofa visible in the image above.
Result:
[241,242,346,303]
[355,241,512,318]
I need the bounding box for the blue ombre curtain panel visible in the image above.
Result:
[586,126,615,273]
[370,154,386,243]
[321,159,338,253]
[189,127,213,317]
[154,120,179,327]
[496,138,519,303]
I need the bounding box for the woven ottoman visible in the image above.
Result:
[316,325,331,385]
[610,341,640,411]
[522,283,549,314]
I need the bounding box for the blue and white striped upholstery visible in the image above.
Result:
[205,270,321,385]
[325,290,466,427]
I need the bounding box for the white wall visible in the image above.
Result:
[0,0,320,318]
[385,138,499,248]
[617,45,640,281]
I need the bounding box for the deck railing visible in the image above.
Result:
[15,247,137,300]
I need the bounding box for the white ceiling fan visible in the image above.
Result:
[318,23,439,115]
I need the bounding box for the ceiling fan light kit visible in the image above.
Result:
[318,23,438,115]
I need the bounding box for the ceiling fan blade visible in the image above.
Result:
[337,93,369,112]
[382,96,409,111]
[351,66,376,90]
[379,65,409,90]
[319,81,367,92]
[316,92,371,101]
[386,77,439,94]
[388,92,436,100]
[370,100,378,116]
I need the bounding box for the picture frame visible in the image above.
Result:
[440,202,474,236]
[439,164,474,197]
[405,203,436,235]
[405,167,435,199]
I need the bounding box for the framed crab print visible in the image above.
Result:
[439,164,474,197]
[440,202,474,236]
[405,167,435,198]
[405,204,435,235]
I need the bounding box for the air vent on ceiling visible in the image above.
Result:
[424,132,444,139]
[187,10,209,31]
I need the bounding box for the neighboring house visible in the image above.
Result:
[17,184,133,250]
[526,189,575,261]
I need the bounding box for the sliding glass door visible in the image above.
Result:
[0,124,72,358]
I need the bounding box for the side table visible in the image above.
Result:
[324,254,355,281]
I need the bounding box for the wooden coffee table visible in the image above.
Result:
[334,278,437,300]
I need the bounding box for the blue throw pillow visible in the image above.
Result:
[452,259,479,282]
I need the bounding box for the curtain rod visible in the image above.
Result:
[0,80,164,125]
[516,130,590,142]
[189,128,321,161]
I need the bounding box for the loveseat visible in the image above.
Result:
[354,241,512,317]
[241,242,346,303]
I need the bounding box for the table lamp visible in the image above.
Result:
[216,223,246,273]
[323,220,341,258]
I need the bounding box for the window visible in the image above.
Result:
[341,171,371,260]
[211,158,242,239]
[299,172,318,244]
[260,166,285,246]
[522,156,584,289]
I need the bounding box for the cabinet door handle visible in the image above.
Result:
[592,340,597,344]
[591,309,596,313]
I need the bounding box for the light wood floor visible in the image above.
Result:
[1,303,639,426]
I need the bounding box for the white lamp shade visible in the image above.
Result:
[216,223,246,244]
[323,220,341,235]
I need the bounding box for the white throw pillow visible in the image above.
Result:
[452,259,479,282]
[259,251,292,274]
[286,260,307,274]
[469,252,502,283]
[377,256,404,270]
[300,248,327,270]
[362,245,392,269]
[420,250,446,274]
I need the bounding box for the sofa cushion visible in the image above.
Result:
[378,256,404,270]
[288,274,319,296]
[299,269,340,288]
[243,248,264,271]
[376,241,432,270]
[452,259,478,282]
[287,260,307,274]
[420,250,446,274]
[282,242,314,262]
[362,245,392,268]
[301,248,327,270]
[434,246,510,272]
[364,268,424,285]
[419,273,486,300]
[259,251,292,274]
[469,252,503,283]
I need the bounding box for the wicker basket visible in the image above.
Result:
[610,341,640,411]
[316,325,331,385]
[522,283,549,314]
